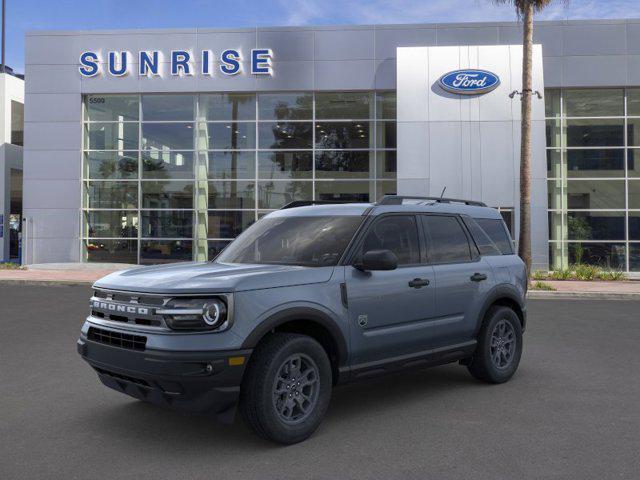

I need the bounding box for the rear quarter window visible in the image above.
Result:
[474,217,514,255]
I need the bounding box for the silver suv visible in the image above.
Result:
[78,195,527,444]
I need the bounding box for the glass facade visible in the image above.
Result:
[82,92,397,264]
[546,88,640,272]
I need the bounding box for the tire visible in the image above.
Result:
[467,306,523,384]
[240,333,332,444]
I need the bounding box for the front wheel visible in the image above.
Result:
[240,333,332,444]
[467,306,523,384]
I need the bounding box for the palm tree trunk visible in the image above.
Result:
[519,2,534,276]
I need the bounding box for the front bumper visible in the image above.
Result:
[77,334,252,423]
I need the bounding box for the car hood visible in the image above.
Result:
[93,262,335,294]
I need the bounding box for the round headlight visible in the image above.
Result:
[203,300,227,327]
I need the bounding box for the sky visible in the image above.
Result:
[5,0,640,73]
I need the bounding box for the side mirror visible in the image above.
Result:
[354,249,398,271]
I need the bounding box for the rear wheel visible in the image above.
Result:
[240,333,332,444]
[467,306,523,384]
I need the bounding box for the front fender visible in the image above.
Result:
[475,283,527,335]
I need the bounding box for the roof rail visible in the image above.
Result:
[378,195,487,207]
[280,200,352,210]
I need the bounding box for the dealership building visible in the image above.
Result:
[20,18,640,273]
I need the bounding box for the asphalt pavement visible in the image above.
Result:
[1,284,639,480]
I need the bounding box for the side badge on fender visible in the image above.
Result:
[358,314,368,327]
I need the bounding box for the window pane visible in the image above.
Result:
[199,122,256,150]
[568,243,626,269]
[85,239,137,264]
[567,212,625,240]
[10,100,23,146]
[141,181,193,209]
[630,244,640,271]
[208,211,255,238]
[85,122,138,150]
[85,151,138,179]
[376,122,396,148]
[315,92,373,119]
[423,215,472,263]
[141,211,193,238]
[548,212,565,241]
[142,95,194,121]
[86,181,138,209]
[566,119,624,147]
[377,151,397,179]
[546,119,562,148]
[544,89,560,118]
[199,93,255,121]
[258,122,313,149]
[629,181,640,209]
[258,181,312,209]
[628,213,640,240]
[258,151,313,179]
[315,122,371,149]
[567,149,624,178]
[85,95,139,122]
[315,151,372,179]
[142,150,194,179]
[547,179,565,210]
[376,180,397,200]
[629,149,640,178]
[362,216,420,265]
[627,118,640,146]
[500,210,514,235]
[463,217,501,256]
[141,240,192,264]
[563,89,623,117]
[258,93,312,120]
[142,123,194,150]
[547,149,562,178]
[627,88,640,116]
[376,91,396,119]
[204,151,255,179]
[315,180,372,202]
[209,181,255,209]
[208,240,231,259]
[85,211,138,238]
[567,180,625,209]
[475,218,513,254]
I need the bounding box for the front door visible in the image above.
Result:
[345,215,436,365]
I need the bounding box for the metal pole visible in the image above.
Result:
[1,0,5,74]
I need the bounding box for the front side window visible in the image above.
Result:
[360,216,420,265]
[422,215,472,264]
[217,216,363,267]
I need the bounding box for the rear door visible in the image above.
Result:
[420,214,494,345]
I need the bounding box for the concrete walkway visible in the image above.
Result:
[529,280,640,300]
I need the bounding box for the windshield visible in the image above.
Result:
[216,216,364,267]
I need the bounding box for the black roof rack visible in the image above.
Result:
[280,200,353,210]
[378,195,487,207]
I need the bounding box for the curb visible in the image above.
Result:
[528,291,640,301]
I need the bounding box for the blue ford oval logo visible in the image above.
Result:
[438,69,500,95]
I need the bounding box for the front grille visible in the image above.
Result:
[88,327,147,351]
[90,289,167,328]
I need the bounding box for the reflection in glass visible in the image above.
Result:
[258,93,312,120]
[199,93,255,121]
[142,181,194,209]
[85,95,139,122]
[208,211,255,238]
[85,239,137,264]
[85,211,138,238]
[258,152,312,179]
[86,181,138,209]
[258,122,313,149]
[315,92,373,119]
[315,122,371,149]
[567,212,625,240]
[566,119,624,147]
[376,91,396,119]
[631,244,640,271]
[568,243,626,269]
[566,180,625,209]
[376,180,397,200]
[627,88,640,117]
[208,181,255,209]
[142,150,194,179]
[205,151,255,179]
[142,95,194,121]
[315,180,372,202]
[85,151,138,179]
[547,179,565,210]
[627,118,640,147]
[377,151,397,179]
[630,214,640,241]
[545,119,562,148]
[208,240,232,260]
[544,89,560,118]
[315,151,371,179]
[562,89,623,117]
[629,149,640,177]
[258,181,312,209]
[547,150,562,178]
[85,123,139,150]
[548,212,565,242]
[566,149,624,177]
[141,240,193,264]
[629,181,640,209]
[376,122,396,149]
[141,211,193,238]
[142,123,195,150]
[199,123,256,150]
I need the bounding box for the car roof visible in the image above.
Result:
[266,200,503,220]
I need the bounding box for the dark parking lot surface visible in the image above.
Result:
[1,284,639,480]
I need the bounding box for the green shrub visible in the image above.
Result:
[550,268,573,280]
[531,270,548,281]
[597,270,626,281]
[573,264,601,281]
[531,281,556,291]
[0,262,22,270]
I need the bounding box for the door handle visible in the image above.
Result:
[470,272,488,282]
[409,278,430,289]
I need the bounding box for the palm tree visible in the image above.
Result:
[494,0,553,276]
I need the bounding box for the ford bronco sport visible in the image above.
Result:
[78,195,527,444]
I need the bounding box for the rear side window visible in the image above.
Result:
[462,217,501,256]
[475,218,514,255]
[360,215,420,265]
[421,215,472,264]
